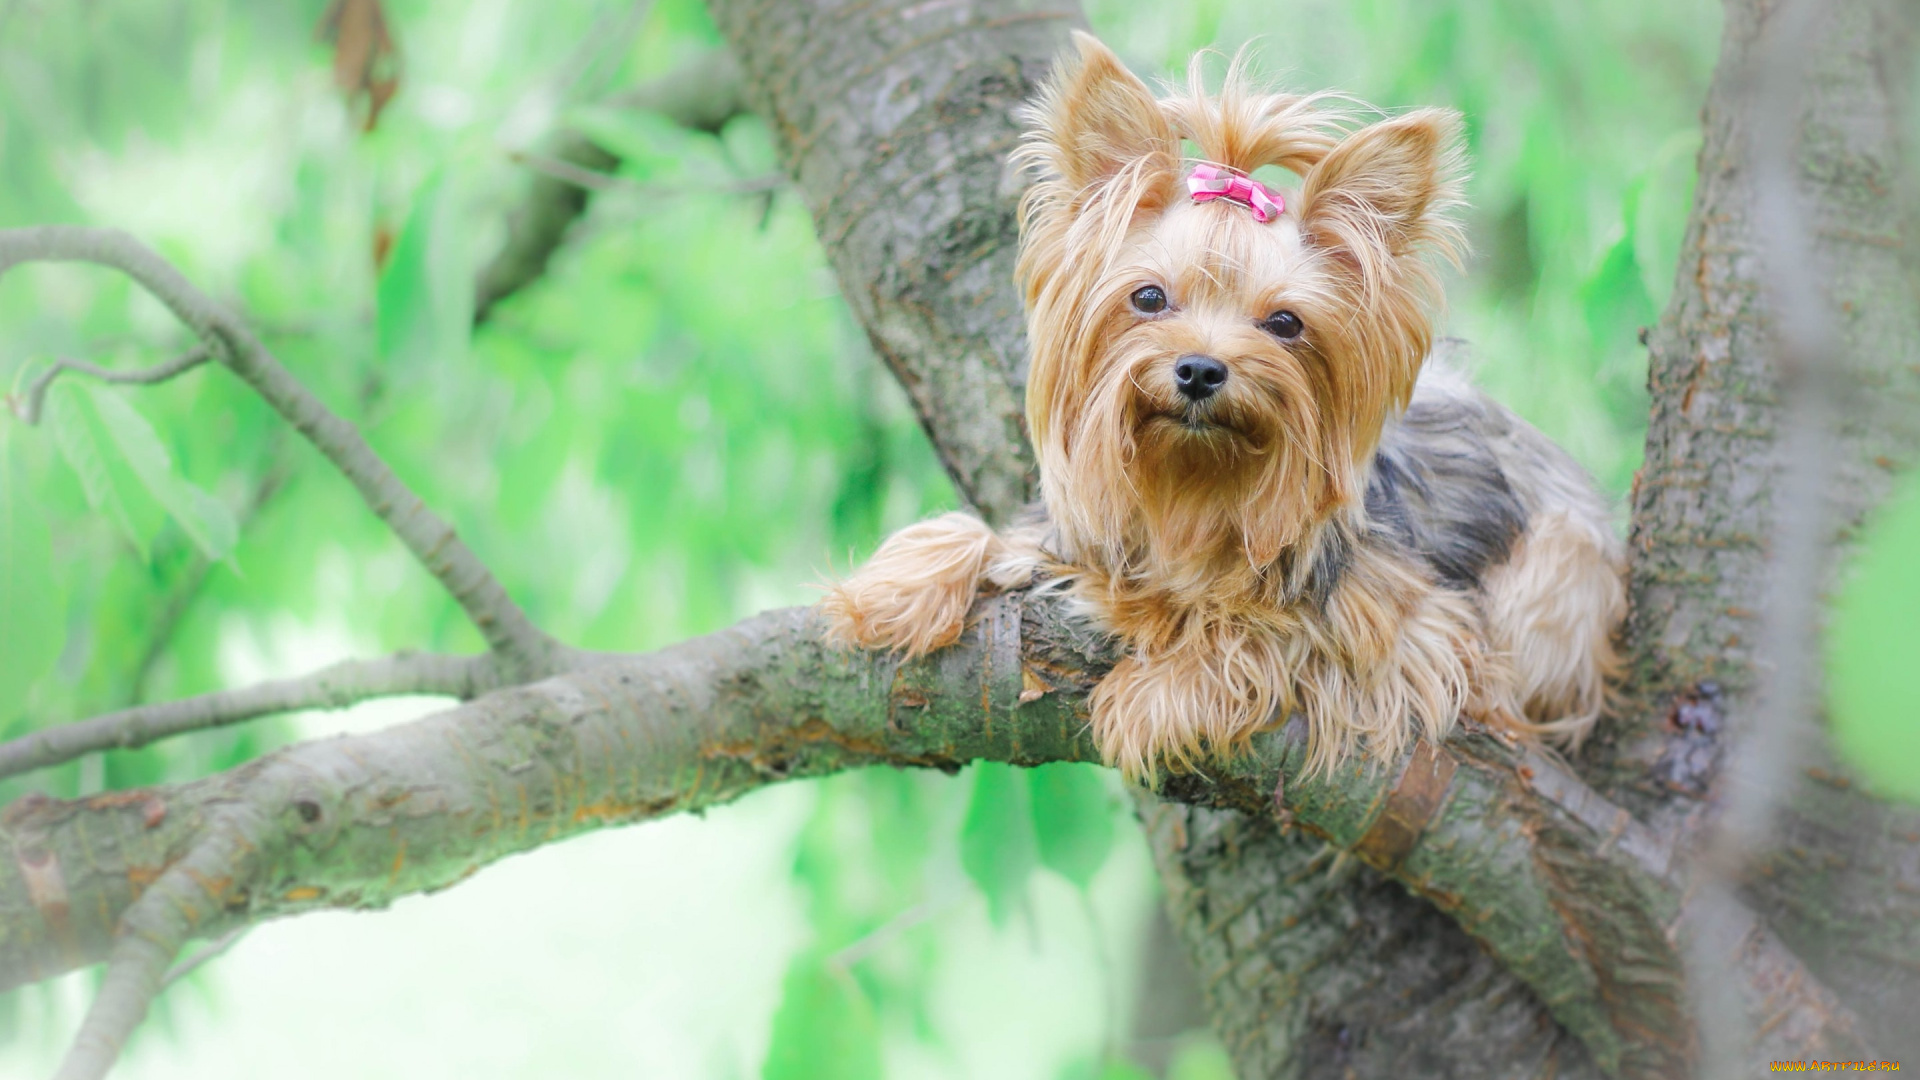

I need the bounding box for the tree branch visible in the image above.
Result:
[0,226,566,676]
[0,651,501,783]
[8,347,211,425]
[474,48,746,324]
[0,590,1864,1079]
[50,800,269,1080]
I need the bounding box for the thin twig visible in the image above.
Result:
[508,149,784,199]
[0,651,499,782]
[9,346,212,424]
[0,227,566,675]
[474,49,744,322]
[161,927,250,988]
[826,894,955,971]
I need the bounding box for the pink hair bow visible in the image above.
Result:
[1186,163,1284,223]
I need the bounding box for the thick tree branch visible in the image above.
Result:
[0,591,1864,1079]
[0,227,565,677]
[0,652,501,783]
[474,49,746,324]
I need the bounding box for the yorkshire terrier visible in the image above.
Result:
[823,33,1625,782]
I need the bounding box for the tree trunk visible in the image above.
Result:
[706,0,1068,525]
[1601,0,1920,1061]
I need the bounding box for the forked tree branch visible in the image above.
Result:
[0,651,503,783]
[8,347,212,425]
[0,226,565,677]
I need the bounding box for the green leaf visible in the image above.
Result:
[761,951,882,1080]
[1029,762,1116,892]
[1056,1057,1158,1080]
[1827,467,1920,803]
[46,382,147,561]
[959,761,1035,927]
[0,423,63,728]
[1633,130,1701,311]
[1166,1036,1237,1080]
[377,170,473,378]
[84,386,237,562]
[1578,186,1656,354]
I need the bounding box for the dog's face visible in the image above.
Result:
[1016,34,1464,575]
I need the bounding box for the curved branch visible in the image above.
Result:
[9,347,211,425]
[0,592,1864,1079]
[0,226,565,676]
[0,651,501,783]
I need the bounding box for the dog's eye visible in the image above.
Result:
[1261,310,1305,340]
[1130,285,1168,314]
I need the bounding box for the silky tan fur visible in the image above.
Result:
[821,34,1625,783]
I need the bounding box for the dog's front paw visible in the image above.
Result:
[1089,648,1280,784]
[821,512,1000,657]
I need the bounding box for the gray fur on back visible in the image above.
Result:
[1359,348,1615,592]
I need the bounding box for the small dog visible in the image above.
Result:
[824,34,1624,782]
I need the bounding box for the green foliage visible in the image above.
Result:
[0,423,62,736]
[48,382,153,561]
[1029,762,1117,893]
[960,761,1038,927]
[377,170,474,380]
[1057,1057,1158,1080]
[82,386,239,564]
[1165,1036,1237,1080]
[1827,468,1920,803]
[762,951,885,1080]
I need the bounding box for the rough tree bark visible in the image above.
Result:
[1,0,1915,1078]
[1600,0,1920,1062]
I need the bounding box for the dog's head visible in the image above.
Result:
[1016,34,1465,576]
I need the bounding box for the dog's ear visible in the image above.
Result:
[1297,109,1465,269]
[1026,32,1178,193]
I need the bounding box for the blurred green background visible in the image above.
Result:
[0,0,1740,1076]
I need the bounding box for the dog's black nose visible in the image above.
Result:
[1174,355,1228,401]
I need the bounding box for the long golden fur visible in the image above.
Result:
[821,33,1625,783]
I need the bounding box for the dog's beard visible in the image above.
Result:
[1047,349,1341,577]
